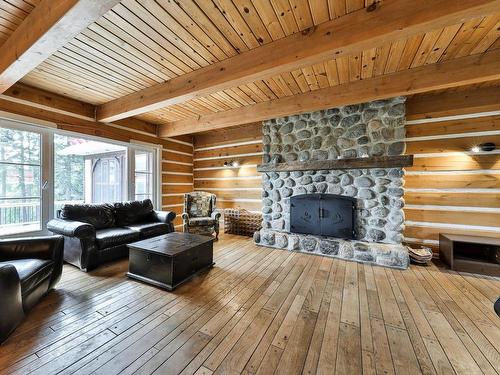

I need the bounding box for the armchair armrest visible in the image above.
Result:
[181,212,189,221]
[211,210,221,220]
[0,264,24,343]
[47,218,95,239]
[154,210,176,224]
[0,235,64,262]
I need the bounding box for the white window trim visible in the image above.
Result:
[0,117,162,237]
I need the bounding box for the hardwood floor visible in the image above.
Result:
[1,234,499,375]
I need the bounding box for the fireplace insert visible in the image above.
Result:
[290,194,356,239]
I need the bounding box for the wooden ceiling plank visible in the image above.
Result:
[194,0,250,54]
[238,84,266,103]
[280,72,303,95]
[336,56,350,84]
[291,69,311,93]
[159,49,500,137]
[372,44,391,77]
[472,18,500,54]
[98,0,500,123]
[232,0,273,45]
[324,59,340,86]
[120,4,208,70]
[71,33,164,86]
[453,15,499,58]
[440,18,485,61]
[288,0,314,31]
[99,12,182,77]
[270,0,300,35]
[348,53,362,82]
[22,70,114,103]
[360,48,376,79]
[87,21,174,81]
[0,0,121,93]
[47,49,144,92]
[137,0,218,65]
[40,58,133,97]
[155,0,229,61]
[263,76,287,97]
[252,0,286,40]
[328,0,346,19]
[173,0,238,57]
[384,39,406,74]
[422,24,462,65]
[308,0,330,24]
[55,47,147,92]
[111,3,195,73]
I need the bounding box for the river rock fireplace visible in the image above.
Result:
[253,97,411,269]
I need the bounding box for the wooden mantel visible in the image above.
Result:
[257,155,414,172]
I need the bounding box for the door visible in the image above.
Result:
[0,125,49,236]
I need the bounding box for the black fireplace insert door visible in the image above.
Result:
[290,194,356,239]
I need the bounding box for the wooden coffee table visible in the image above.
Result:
[127,232,214,291]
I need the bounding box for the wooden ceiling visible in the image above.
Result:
[0,0,499,135]
[0,0,40,45]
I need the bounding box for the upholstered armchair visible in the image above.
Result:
[182,192,221,239]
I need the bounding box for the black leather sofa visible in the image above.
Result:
[47,199,176,271]
[0,235,64,343]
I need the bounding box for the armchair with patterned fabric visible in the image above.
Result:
[182,192,221,240]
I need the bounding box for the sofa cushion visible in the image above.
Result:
[0,259,54,297]
[114,199,155,226]
[187,217,217,227]
[125,222,170,239]
[95,228,140,250]
[60,203,115,229]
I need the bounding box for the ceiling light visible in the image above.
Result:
[471,143,496,153]
[224,160,240,168]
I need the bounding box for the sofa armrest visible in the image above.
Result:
[211,210,221,221]
[47,219,95,239]
[154,210,176,224]
[0,264,24,343]
[0,235,64,262]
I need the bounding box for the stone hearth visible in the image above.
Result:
[253,97,410,269]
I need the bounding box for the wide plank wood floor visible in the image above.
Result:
[1,234,499,375]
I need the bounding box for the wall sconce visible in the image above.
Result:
[471,143,496,153]
[224,160,240,168]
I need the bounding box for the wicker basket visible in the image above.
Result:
[224,208,262,237]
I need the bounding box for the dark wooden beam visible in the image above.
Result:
[257,155,414,172]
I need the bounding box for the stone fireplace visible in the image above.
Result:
[253,97,410,269]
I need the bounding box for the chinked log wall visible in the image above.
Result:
[193,123,263,213]
[403,94,500,252]
[193,93,500,254]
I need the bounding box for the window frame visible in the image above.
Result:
[0,117,160,237]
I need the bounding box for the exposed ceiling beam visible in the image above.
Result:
[96,0,500,122]
[0,83,157,135]
[406,86,500,121]
[0,0,121,93]
[159,49,500,137]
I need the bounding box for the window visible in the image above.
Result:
[1,120,159,236]
[0,127,41,235]
[134,150,153,201]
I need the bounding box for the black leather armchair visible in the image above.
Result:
[47,199,176,271]
[0,236,64,343]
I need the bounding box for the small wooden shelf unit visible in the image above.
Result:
[439,234,500,276]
